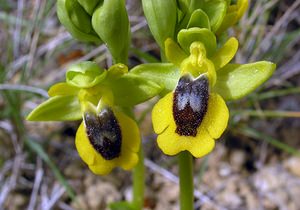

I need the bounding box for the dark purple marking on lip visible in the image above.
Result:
[84,107,122,160]
[173,74,209,137]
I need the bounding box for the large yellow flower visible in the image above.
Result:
[152,74,228,157]
[76,105,140,175]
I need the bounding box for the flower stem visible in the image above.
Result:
[178,151,194,210]
[132,146,145,209]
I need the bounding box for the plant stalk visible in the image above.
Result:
[132,146,145,209]
[179,151,194,210]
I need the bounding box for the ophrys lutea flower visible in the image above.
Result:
[27,61,148,175]
[152,28,275,157]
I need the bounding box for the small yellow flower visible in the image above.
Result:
[152,74,228,157]
[152,36,233,157]
[76,105,140,175]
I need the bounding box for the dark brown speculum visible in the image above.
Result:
[84,107,122,160]
[173,74,209,137]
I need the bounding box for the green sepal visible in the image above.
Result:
[187,9,211,30]
[26,95,82,121]
[48,82,79,97]
[177,28,217,56]
[142,0,177,50]
[104,73,163,107]
[77,0,100,15]
[66,61,107,88]
[57,0,101,43]
[130,63,180,94]
[200,0,227,32]
[213,61,276,100]
[92,0,130,64]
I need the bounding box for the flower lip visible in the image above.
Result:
[173,74,209,137]
[83,107,122,160]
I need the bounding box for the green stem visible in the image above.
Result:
[132,146,145,209]
[179,151,194,210]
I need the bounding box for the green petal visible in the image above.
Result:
[210,37,238,70]
[26,95,82,121]
[214,61,276,100]
[105,73,163,106]
[48,82,79,97]
[66,61,107,88]
[187,9,211,30]
[130,63,180,94]
[177,28,217,56]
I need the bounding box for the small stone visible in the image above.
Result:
[219,163,232,177]
[284,157,300,177]
[230,150,246,171]
[86,181,121,210]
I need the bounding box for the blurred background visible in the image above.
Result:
[0,0,300,209]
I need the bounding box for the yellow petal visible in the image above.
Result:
[48,82,79,97]
[115,110,140,153]
[157,119,215,158]
[157,123,182,156]
[211,37,238,70]
[165,38,188,67]
[75,108,141,175]
[89,160,115,175]
[75,122,96,165]
[236,0,249,20]
[202,93,229,139]
[188,129,215,158]
[152,92,173,134]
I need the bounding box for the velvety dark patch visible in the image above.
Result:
[84,107,122,160]
[173,74,209,137]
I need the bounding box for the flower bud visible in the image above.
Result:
[92,0,130,64]
[57,0,102,43]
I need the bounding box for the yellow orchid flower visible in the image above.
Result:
[152,74,229,157]
[76,103,140,175]
[151,37,234,157]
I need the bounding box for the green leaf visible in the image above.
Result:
[187,9,211,30]
[105,74,163,107]
[48,82,79,97]
[213,61,276,100]
[27,95,82,121]
[130,63,180,93]
[201,0,227,32]
[57,0,101,43]
[92,0,130,64]
[177,28,217,56]
[109,201,137,210]
[142,0,177,50]
[66,61,107,88]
